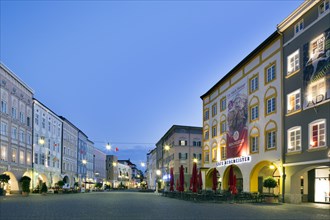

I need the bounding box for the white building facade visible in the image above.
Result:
[0,64,34,193]
[32,99,62,189]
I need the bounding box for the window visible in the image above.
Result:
[212,103,217,117]
[204,150,210,163]
[310,34,325,61]
[20,112,24,123]
[11,127,17,140]
[287,50,300,75]
[35,114,39,125]
[42,118,46,129]
[179,140,187,146]
[220,97,226,111]
[212,125,217,138]
[27,133,32,145]
[294,19,304,35]
[251,136,259,153]
[220,143,226,160]
[19,129,24,143]
[47,155,50,166]
[27,117,30,127]
[204,130,209,140]
[0,145,7,161]
[41,153,45,165]
[265,63,276,84]
[250,105,259,121]
[193,141,201,146]
[249,75,259,93]
[309,119,326,148]
[212,146,217,162]
[1,100,7,113]
[34,153,38,164]
[1,121,7,136]
[288,127,301,152]
[266,96,276,115]
[220,121,226,134]
[12,107,17,119]
[319,0,330,15]
[26,152,31,165]
[12,148,17,163]
[287,89,301,113]
[20,150,25,164]
[266,130,276,150]
[204,109,209,121]
[307,78,326,107]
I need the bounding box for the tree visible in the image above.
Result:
[0,174,10,188]
[57,180,65,188]
[263,176,277,194]
[41,182,48,194]
[20,176,31,194]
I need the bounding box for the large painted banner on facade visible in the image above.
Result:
[303,28,330,109]
[226,81,248,158]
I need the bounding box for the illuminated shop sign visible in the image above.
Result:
[216,155,251,167]
[303,28,330,109]
[226,80,248,158]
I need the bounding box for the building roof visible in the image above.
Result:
[156,125,203,146]
[200,31,279,99]
[33,98,63,122]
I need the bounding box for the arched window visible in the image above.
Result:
[249,126,260,153]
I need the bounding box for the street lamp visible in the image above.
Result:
[141,162,145,167]
[193,158,198,163]
[106,143,111,151]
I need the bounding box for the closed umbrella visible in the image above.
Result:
[170,167,174,192]
[228,165,234,188]
[176,178,180,191]
[212,168,218,192]
[192,162,198,193]
[198,169,203,191]
[179,165,185,192]
[232,174,238,195]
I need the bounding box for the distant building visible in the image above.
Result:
[156,125,203,190]
[0,63,34,193]
[60,116,79,187]
[77,131,88,186]
[32,99,63,189]
[146,148,157,190]
[93,148,106,185]
[106,155,118,188]
[86,139,94,186]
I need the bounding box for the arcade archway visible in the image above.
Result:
[223,165,243,192]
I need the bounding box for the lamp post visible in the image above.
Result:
[82,159,87,190]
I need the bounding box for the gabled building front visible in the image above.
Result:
[32,99,62,189]
[277,0,330,203]
[0,64,34,193]
[201,32,283,196]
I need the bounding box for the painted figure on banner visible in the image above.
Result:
[226,81,248,158]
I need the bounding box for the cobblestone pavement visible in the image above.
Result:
[0,191,329,220]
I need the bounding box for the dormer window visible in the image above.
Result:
[294,19,304,35]
[319,0,330,16]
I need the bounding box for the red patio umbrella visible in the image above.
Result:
[179,165,185,192]
[189,176,193,191]
[198,169,203,191]
[192,162,198,193]
[170,167,174,192]
[228,165,234,187]
[232,174,238,195]
[212,168,218,192]
[176,178,180,191]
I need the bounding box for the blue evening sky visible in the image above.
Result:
[0,0,303,170]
